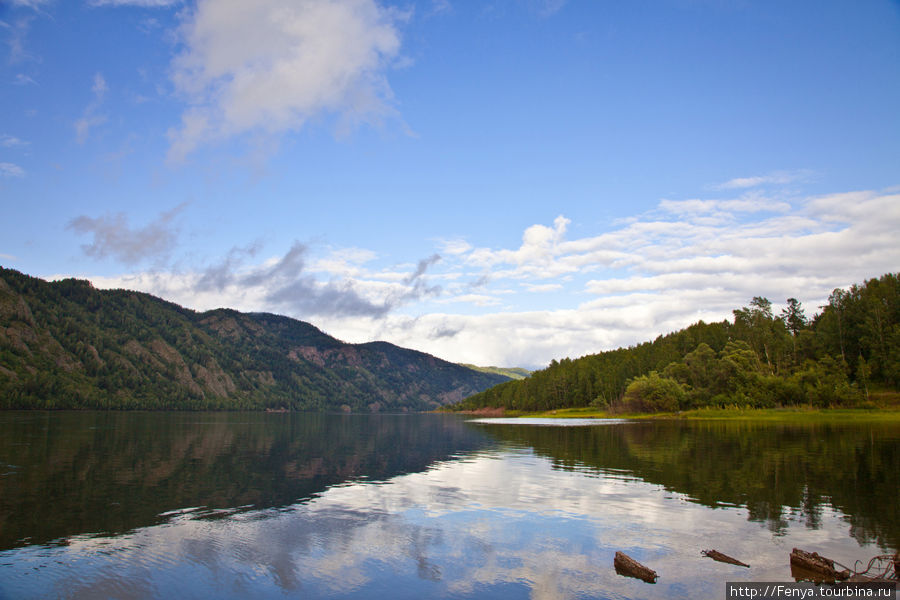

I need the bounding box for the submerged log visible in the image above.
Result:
[789,548,850,581]
[614,551,658,583]
[702,549,750,568]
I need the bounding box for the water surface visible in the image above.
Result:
[0,411,896,599]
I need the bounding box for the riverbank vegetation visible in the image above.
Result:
[450,273,899,414]
[507,404,900,422]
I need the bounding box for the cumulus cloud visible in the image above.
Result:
[67,203,186,265]
[468,215,571,277]
[167,0,405,162]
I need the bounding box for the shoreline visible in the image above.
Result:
[456,405,900,422]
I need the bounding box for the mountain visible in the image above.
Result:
[0,267,510,411]
[449,273,899,413]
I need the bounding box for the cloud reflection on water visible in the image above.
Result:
[3,446,879,600]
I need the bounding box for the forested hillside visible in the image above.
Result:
[451,273,900,413]
[0,268,509,411]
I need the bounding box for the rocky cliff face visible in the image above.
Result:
[0,267,510,411]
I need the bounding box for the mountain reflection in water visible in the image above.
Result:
[0,413,896,599]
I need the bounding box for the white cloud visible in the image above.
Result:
[167,0,405,162]
[75,185,900,369]
[437,238,473,256]
[658,195,791,219]
[7,0,52,6]
[88,0,180,6]
[467,215,571,276]
[0,162,25,177]
[713,170,812,190]
[522,283,562,293]
[361,188,898,367]
[13,73,37,85]
[74,72,109,144]
[436,293,502,307]
[534,0,567,18]
[0,134,27,147]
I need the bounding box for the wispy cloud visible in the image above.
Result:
[404,254,441,284]
[67,203,186,265]
[533,0,567,18]
[6,0,53,7]
[0,134,28,147]
[12,73,36,85]
[87,0,180,6]
[712,170,812,190]
[0,162,25,177]
[167,0,406,162]
[95,242,446,320]
[438,239,473,256]
[74,72,109,144]
[3,15,36,64]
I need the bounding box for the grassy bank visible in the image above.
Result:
[509,405,900,422]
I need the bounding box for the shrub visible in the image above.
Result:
[622,371,686,413]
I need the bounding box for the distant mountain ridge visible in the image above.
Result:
[0,267,510,411]
[459,364,531,380]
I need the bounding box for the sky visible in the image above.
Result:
[1,0,899,370]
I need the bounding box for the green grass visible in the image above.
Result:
[519,405,900,422]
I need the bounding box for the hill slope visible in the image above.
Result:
[0,267,510,411]
[458,364,531,380]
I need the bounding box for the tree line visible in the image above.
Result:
[450,272,899,413]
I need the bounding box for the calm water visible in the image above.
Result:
[0,411,897,599]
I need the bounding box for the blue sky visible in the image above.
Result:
[2,0,899,369]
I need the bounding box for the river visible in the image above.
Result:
[0,411,896,599]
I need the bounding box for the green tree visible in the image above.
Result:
[622,371,686,413]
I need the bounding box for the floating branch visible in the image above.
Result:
[790,548,850,582]
[614,551,658,584]
[702,549,750,568]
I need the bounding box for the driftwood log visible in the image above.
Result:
[789,548,850,581]
[702,549,750,568]
[614,551,658,583]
